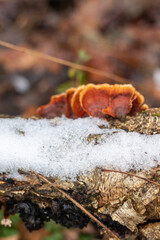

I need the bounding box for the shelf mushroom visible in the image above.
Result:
[36,83,148,119]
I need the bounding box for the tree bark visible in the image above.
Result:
[0,108,160,239]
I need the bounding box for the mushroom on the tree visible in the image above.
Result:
[36,83,148,119]
[71,85,87,117]
[36,88,77,119]
[102,84,135,118]
[36,93,67,118]
[80,83,110,118]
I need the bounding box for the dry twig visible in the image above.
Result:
[0,40,128,84]
[33,172,121,240]
[102,169,160,187]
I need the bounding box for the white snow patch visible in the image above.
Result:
[0,117,159,180]
[153,68,160,91]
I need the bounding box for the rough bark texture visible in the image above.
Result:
[0,108,160,239]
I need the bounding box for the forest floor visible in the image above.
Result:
[0,0,160,239]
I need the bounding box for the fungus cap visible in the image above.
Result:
[36,93,66,118]
[36,83,148,119]
[102,84,135,118]
[65,88,77,118]
[80,83,110,118]
[130,90,147,115]
[71,85,87,117]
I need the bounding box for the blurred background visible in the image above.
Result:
[0,0,160,239]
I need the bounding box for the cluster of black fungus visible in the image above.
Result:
[2,198,89,232]
[103,215,131,238]
[2,197,133,237]
[51,199,89,228]
[15,202,50,231]
[4,199,50,231]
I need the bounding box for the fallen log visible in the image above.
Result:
[0,108,160,239]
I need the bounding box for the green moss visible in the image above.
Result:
[152,113,160,117]
[0,210,20,237]
[56,80,74,93]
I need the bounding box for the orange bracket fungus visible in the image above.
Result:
[80,84,110,118]
[36,93,67,118]
[65,88,77,118]
[36,84,148,119]
[71,85,87,118]
[102,84,135,118]
[36,88,76,119]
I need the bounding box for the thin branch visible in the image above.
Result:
[0,40,128,84]
[102,169,160,187]
[33,172,121,240]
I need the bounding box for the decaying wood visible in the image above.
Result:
[109,108,160,134]
[0,108,160,239]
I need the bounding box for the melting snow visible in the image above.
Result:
[153,68,160,91]
[0,117,159,180]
